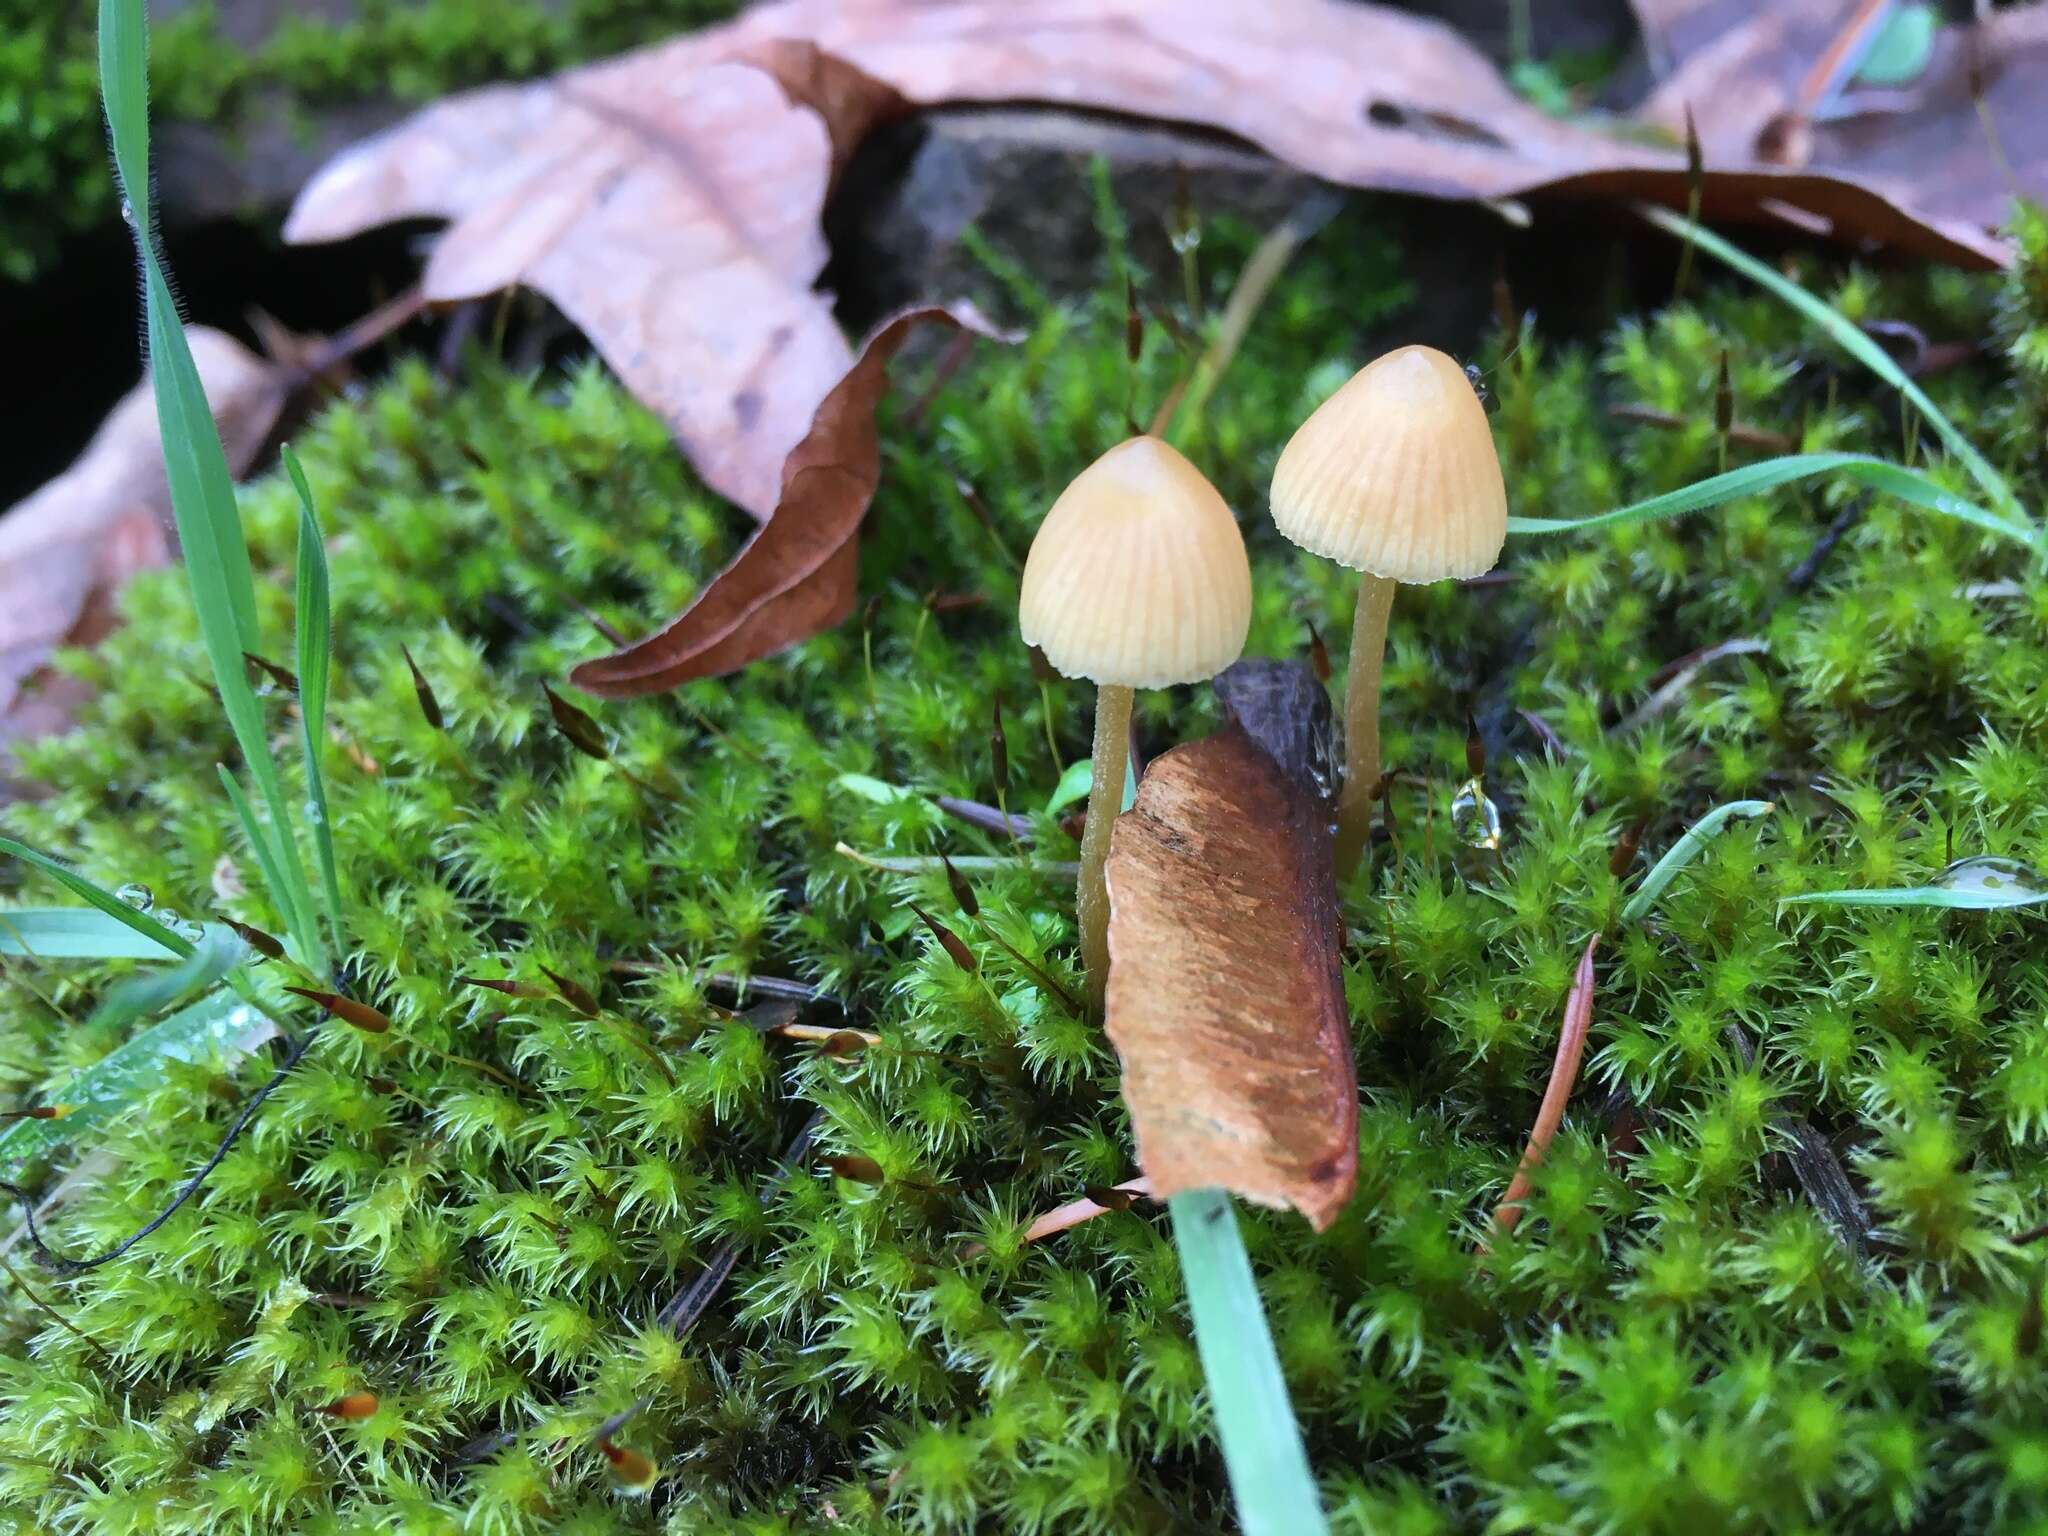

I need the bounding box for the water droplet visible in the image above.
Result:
[119,197,135,227]
[1169,223,1201,256]
[303,799,325,827]
[115,883,154,912]
[1933,856,2048,901]
[155,908,202,943]
[1449,777,1502,851]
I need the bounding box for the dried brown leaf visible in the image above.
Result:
[287,42,903,519]
[1,330,287,785]
[1630,0,2043,247]
[284,2,2014,595]
[571,303,1009,694]
[1103,722,1357,1231]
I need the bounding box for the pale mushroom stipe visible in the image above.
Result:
[1270,345,1506,876]
[1019,436,1252,1006]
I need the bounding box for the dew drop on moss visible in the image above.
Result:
[1449,777,1502,850]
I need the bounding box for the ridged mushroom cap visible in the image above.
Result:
[1019,436,1252,688]
[1269,345,1506,582]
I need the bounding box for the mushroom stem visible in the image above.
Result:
[1079,683,1134,1008]
[1334,572,1397,876]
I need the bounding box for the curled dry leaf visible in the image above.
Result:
[1104,706,1356,1231]
[0,329,287,787]
[569,304,1010,694]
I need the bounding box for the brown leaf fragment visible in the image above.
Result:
[1630,0,2044,251]
[569,304,1011,695]
[1104,720,1357,1231]
[1,329,287,786]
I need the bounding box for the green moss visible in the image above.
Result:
[0,0,739,281]
[6,206,2048,1531]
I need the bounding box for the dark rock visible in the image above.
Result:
[156,98,411,228]
[828,107,1321,326]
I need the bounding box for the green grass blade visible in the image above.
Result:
[1637,204,2021,522]
[1507,452,2036,550]
[284,446,345,952]
[100,0,323,973]
[87,926,249,1031]
[217,767,295,934]
[0,836,194,959]
[1780,856,2048,911]
[0,909,187,960]
[1169,1189,1327,1536]
[0,988,257,1170]
[1621,801,1774,924]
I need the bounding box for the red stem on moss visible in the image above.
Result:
[1483,934,1600,1248]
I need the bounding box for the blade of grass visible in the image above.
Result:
[1507,452,2036,551]
[0,910,187,960]
[1637,203,2022,523]
[1620,801,1774,924]
[0,837,194,960]
[100,0,323,974]
[0,988,257,1170]
[1781,856,2048,910]
[87,927,248,1031]
[217,767,295,935]
[284,447,344,954]
[1169,1189,1327,1536]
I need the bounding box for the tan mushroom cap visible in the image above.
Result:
[1269,344,1506,583]
[1019,436,1252,689]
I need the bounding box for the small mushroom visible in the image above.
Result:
[1020,436,1251,1006]
[1270,345,1505,875]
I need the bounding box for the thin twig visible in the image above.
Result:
[0,1252,115,1363]
[1483,935,1599,1247]
[1151,189,1343,439]
[962,1176,1155,1259]
[1606,402,1794,453]
[2,1026,321,1274]
[1616,638,1769,734]
[937,796,1032,841]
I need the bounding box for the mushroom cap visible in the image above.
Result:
[1019,436,1252,689]
[1269,345,1506,582]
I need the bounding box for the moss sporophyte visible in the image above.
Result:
[10,50,2048,1518]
